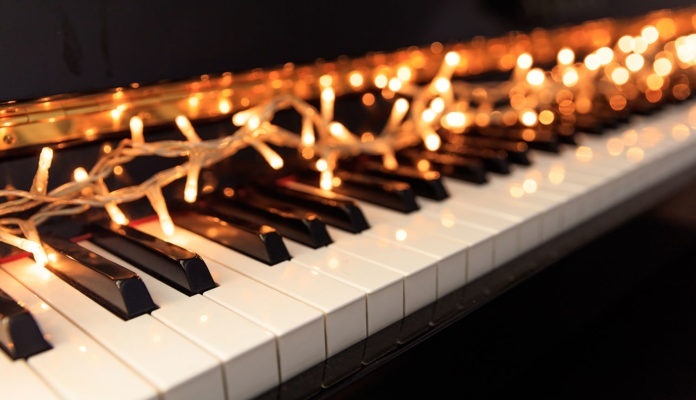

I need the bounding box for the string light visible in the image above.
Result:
[0,16,694,259]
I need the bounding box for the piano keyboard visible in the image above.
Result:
[0,98,695,399]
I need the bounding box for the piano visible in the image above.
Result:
[1,2,696,399]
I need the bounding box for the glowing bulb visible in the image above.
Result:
[520,110,537,127]
[321,88,335,122]
[557,47,575,65]
[129,116,144,143]
[329,122,352,141]
[442,111,467,130]
[250,140,284,170]
[653,58,673,76]
[538,110,555,125]
[562,68,579,87]
[348,71,364,88]
[422,109,436,123]
[374,74,388,88]
[611,67,630,85]
[218,99,232,114]
[526,68,545,86]
[32,147,53,195]
[175,115,201,142]
[315,158,328,172]
[424,132,441,151]
[319,74,333,88]
[434,77,451,93]
[596,47,614,65]
[517,53,533,69]
[396,66,413,82]
[73,167,89,182]
[320,170,333,190]
[584,53,601,70]
[641,25,659,43]
[147,188,175,236]
[388,78,403,92]
[383,152,398,170]
[430,97,445,113]
[106,203,129,226]
[445,51,461,66]
[617,35,635,53]
[301,118,315,146]
[522,178,537,193]
[625,53,645,72]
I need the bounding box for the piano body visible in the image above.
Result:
[1,2,696,399]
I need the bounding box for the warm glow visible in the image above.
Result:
[422,108,437,123]
[625,53,645,72]
[557,47,575,65]
[424,132,441,151]
[509,184,525,198]
[430,97,445,113]
[319,74,333,88]
[641,25,659,43]
[349,71,364,88]
[301,118,315,146]
[611,67,630,85]
[442,111,467,129]
[388,78,403,92]
[526,68,545,86]
[584,53,601,70]
[606,137,625,156]
[321,88,335,121]
[362,92,375,106]
[383,152,398,170]
[374,74,388,88]
[575,146,594,162]
[596,47,614,65]
[671,124,691,141]
[320,170,333,191]
[517,53,533,69]
[73,167,89,182]
[562,68,579,87]
[548,165,566,184]
[617,35,635,53]
[175,115,201,142]
[653,57,673,76]
[522,178,538,194]
[645,73,664,90]
[397,66,413,82]
[538,110,555,125]
[626,146,644,162]
[434,77,451,93]
[609,94,627,111]
[395,229,407,241]
[520,110,537,127]
[445,51,461,67]
[106,203,128,226]
[315,158,328,172]
[129,116,144,143]
[218,99,232,114]
[416,159,431,172]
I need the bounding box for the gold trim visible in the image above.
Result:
[0,7,692,154]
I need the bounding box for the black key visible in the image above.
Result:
[294,169,420,213]
[445,135,531,165]
[171,209,291,265]
[42,236,158,320]
[473,125,560,153]
[88,224,217,296]
[341,159,449,200]
[0,286,52,359]
[253,183,370,233]
[201,192,333,249]
[398,149,488,184]
[438,143,510,174]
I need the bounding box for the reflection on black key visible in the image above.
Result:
[172,209,291,265]
[474,125,560,153]
[88,224,217,296]
[341,159,449,200]
[0,286,52,359]
[42,236,158,320]
[295,169,420,213]
[254,184,370,233]
[438,143,510,174]
[445,135,531,165]
[398,149,488,184]
[202,193,333,249]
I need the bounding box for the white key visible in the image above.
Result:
[358,203,491,297]
[0,267,157,400]
[284,240,404,334]
[0,257,225,400]
[136,221,366,358]
[79,240,278,400]
[134,220,326,381]
[327,227,438,315]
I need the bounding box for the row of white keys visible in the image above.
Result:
[0,263,157,400]
[131,221,327,381]
[0,256,224,400]
[78,240,279,400]
[282,238,405,334]
[136,221,366,358]
[356,202,491,297]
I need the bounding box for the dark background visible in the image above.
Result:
[1,0,695,102]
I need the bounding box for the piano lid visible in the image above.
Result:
[1,0,695,102]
